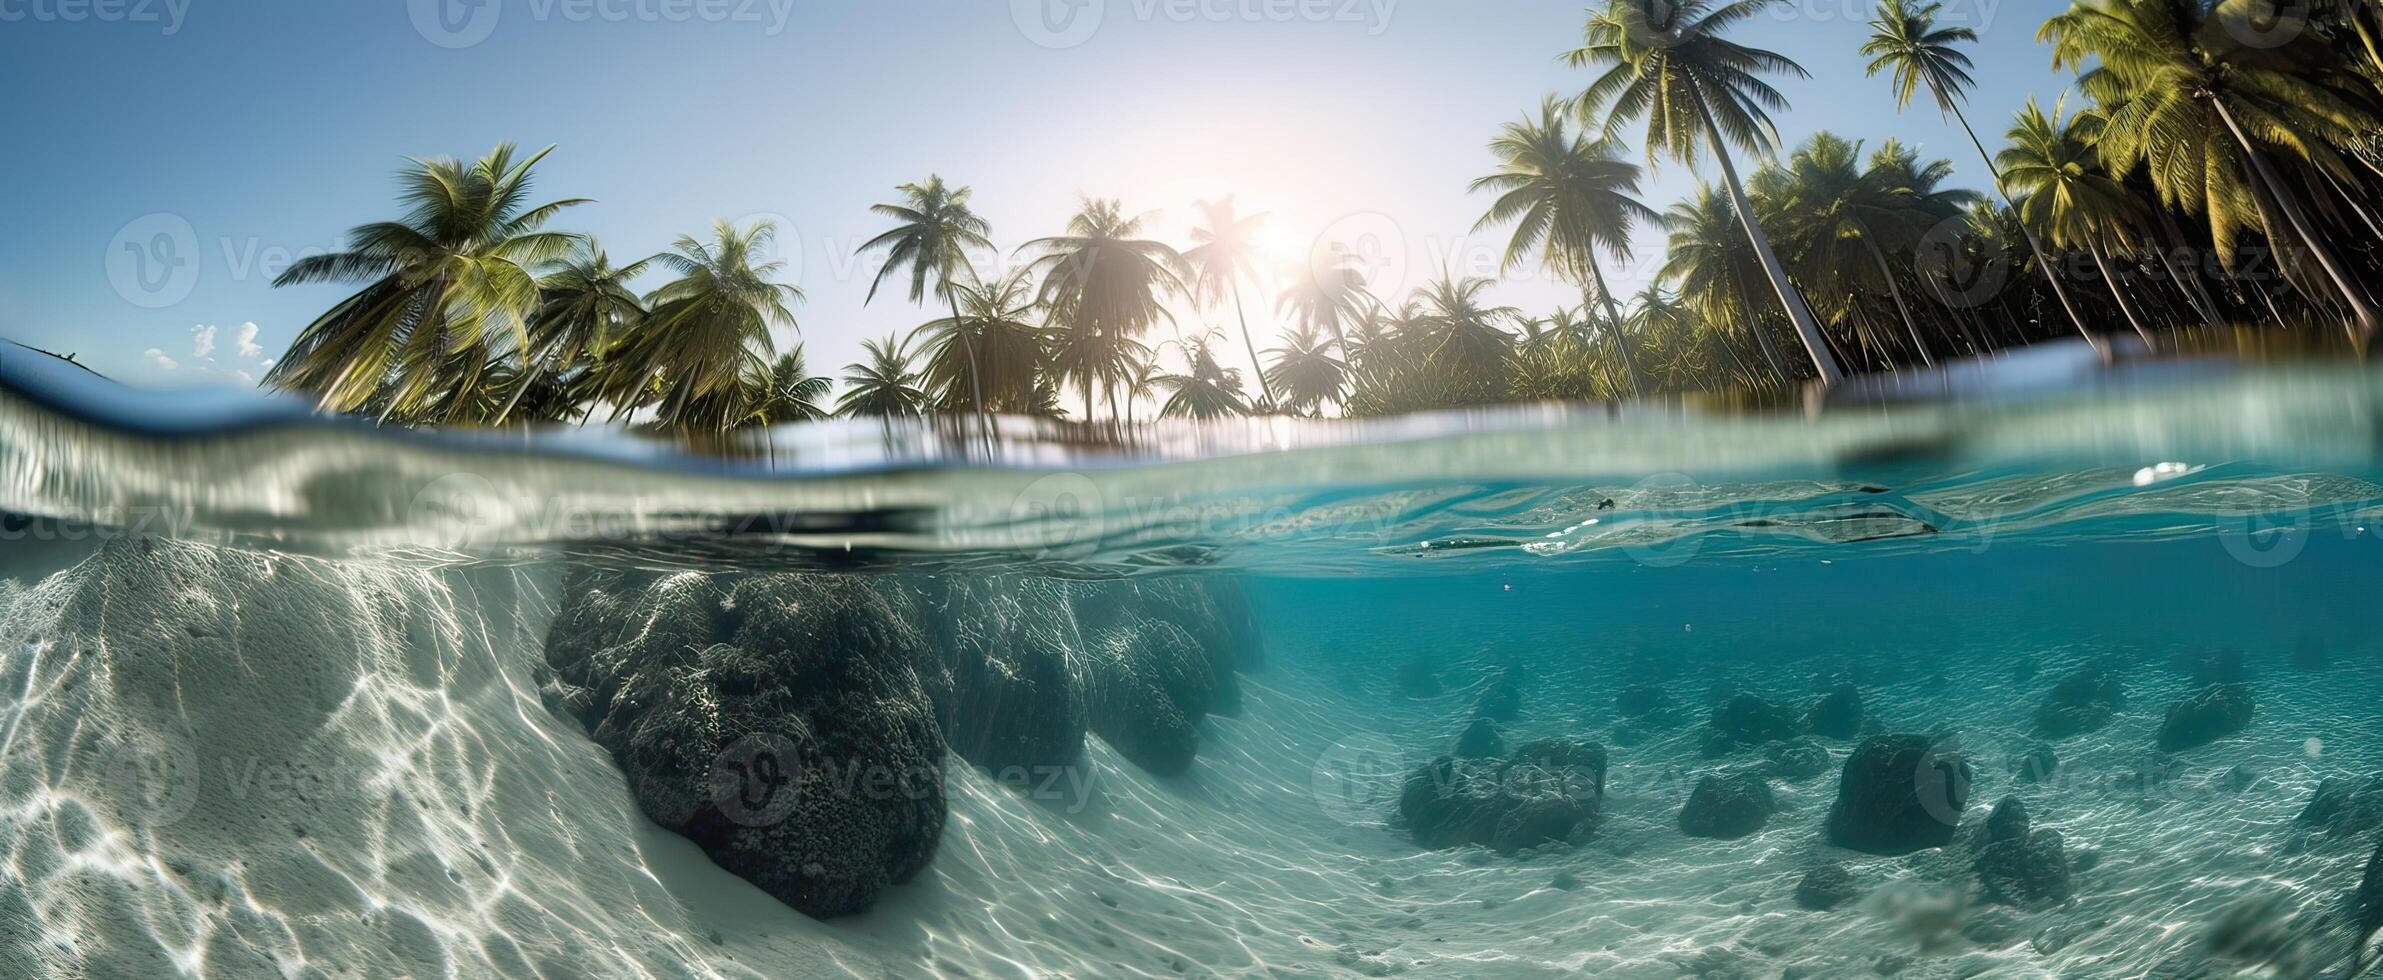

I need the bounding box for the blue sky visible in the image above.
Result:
[0,0,2079,395]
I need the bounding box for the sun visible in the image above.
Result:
[1256,222,1311,268]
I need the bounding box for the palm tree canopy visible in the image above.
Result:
[265,143,588,417]
[1154,336,1251,419]
[1997,98,2151,253]
[837,334,931,418]
[1566,0,1809,163]
[1471,95,1661,277]
[752,346,833,424]
[911,269,1050,414]
[859,175,995,305]
[613,218,803,427]
[1181,196,1271,308]
[1263,326,1350,415]
[1860,0,1979,112]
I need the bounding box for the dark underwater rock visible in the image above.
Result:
[1975,829,2074,909]
[1397,741,1607,854]
[1456,717,1505,759]
[915,577,1088,779]
[1679,771,1777,840]
[1806,683,1863,740]
[2012,744,2058,784]
[1068,578,1242,719]
[1763,738,1832,783]
[2032,663,2125,739]
[2356,838,2383,975]
[1472,668,1523,722]
[1824,735,1973,856]
[2296,776,2383,835]
[1982,797,2030,846]
[1711,694,1805,748]
[548,571,947,918]
[2154,683,2255,752]
[1081,622,1207,776]
[1794,863,1862,911]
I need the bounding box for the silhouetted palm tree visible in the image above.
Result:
[1183,196,1278,406]
[1155,336,1251,419]
[861,176,997,422]
[752,346,833,424]
[1999,99,2158,347]
[619,219,802,429]
[837,334,930,418]
[1024,198,1185,421]
[1264,325,1349,415]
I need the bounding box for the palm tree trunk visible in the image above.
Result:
[1862,233,1935,368]
[491,342,559,427]
[2085,242,2156,349]
[1228,278,1276,410]
[2153,246,2224,331]
[1581,258,1648,397]
[1699,107,1844,386]
[1934,82,2103,354]
[2210,97,2382,345]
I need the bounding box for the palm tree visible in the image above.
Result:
[1762,132,1970,368]
[1023,198,1185,422]
[1154,336,1250,419]
[2043,0,2383,341]
[1661,186,1794,382]
[1182,196,1277,407]
[1567,0,1844,385]
[1263,325,1349,415]
[1862,0,2099,349]
[1277,245,1373,354]
[837,334,930,418]
[1471,95,1659,396]
[860,176,997,423]
[614,219,802,429]
[493,242,650,425]
[910,269,1049,416]
[266,143,586,419]
[751,346,833,424]
[1417,274,1521,403]
[1998,99,2159,348]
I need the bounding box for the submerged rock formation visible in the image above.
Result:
[1971,797,2074,909]
[1795,863,1862,911]
[2033,662,2125,738]
[545,570,947,918]
[1472,668,1524,722]
[1824,735,1973,856]
[1764,738,1832,783]
[2296,775,2383,835]
[2154,683,2255,752]
[1456,717,1505,759]
[1679,770,1777,840]
[1397,740,1609,854]
[1806,683,1864,740]
[543,567,1261,916]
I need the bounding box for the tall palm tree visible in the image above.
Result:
[751,346,833,424]
[1154,335,1251,420]
[910,269,1049,415]
[492,242,649,425]
[837,334,930,418]
[1567,0,1844,385]
[2043,0,2383,341]
[1182,196,1277,407]
[1471,95,1660,397]
[1762,132,1971,367]
[1862,0,2099,349]
[860,176,997,423]
[1263,325,1349,416]
[1998,99,2159,348]
[266,143,586,419]
[613,219,802,429]
[1023,198,1185,422]
[1417,273,1521,401]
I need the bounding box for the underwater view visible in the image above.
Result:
[6,349,2383,977]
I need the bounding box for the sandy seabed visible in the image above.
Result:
[1,539,2377,978]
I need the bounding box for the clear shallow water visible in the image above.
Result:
[5,345,2383,978]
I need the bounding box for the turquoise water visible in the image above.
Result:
[5,345,2383,977]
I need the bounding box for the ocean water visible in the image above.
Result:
[4,346,2383,978]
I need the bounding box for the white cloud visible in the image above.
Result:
[234,322,263,359]
[144,348,179,370]
[190,324,217,359]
